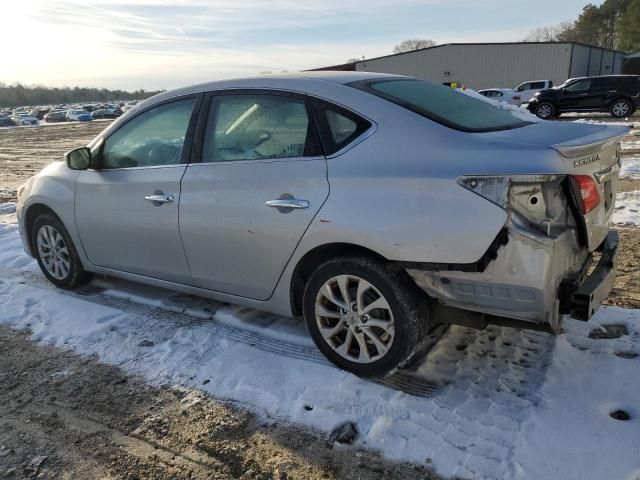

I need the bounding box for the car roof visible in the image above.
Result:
[141,71,407,108]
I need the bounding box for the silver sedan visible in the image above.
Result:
[17,72,626,376]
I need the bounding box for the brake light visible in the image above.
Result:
[512,95,521,100]
[571,175,600,214]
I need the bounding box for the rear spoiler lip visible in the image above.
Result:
[551,125,630,158]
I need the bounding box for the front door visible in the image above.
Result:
[179,91,329,300]
[75,97,198,284]
[558,78,593,111]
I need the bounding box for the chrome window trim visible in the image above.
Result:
[85,163,188,173]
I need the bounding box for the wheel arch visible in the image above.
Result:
[24,203,65,255]
[289,242,388,318]
[609,96,635,112]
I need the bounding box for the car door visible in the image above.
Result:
[75,96,200,284]
[179,90,329,300]
[558,78,592,110]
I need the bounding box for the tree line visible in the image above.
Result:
[0,83,162,109]
[525,0,640,52]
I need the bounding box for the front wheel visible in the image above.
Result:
[303,256,429,377]
[32,213,92,288]
[610,99,633,118]
[535,102,555,119]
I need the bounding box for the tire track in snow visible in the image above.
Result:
[0,268,444,398]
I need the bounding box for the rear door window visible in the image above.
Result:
[202,94,320,162]
[530,81,546,89]
[351,79,529,132]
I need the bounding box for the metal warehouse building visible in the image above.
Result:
[344,42,626,90]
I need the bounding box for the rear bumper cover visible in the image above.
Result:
[567,230,619,321]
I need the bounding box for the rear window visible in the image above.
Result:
[350,79,529,132]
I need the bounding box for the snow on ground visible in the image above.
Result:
[1,205,640,479]
[614,190,640,227]
[622,140,640,151]
[620,157,640,180]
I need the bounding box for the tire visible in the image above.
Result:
[302,256,430,377]
[31,213,92,288]
[610,98,633,118]
[535,102,555,119]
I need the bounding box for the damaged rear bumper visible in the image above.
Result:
[405,228,618,329]
[565,230,619,321]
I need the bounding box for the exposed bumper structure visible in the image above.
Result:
[567,230,619,321]
[406,225,618,329]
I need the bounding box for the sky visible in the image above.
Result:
[3,0,603,91]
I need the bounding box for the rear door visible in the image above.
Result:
[586,77,617,109]
[179,90,329,300]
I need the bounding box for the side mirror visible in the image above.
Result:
[65,147,91,170]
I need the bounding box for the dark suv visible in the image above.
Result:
[528,75,640,119]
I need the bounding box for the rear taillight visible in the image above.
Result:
[571,175,600,214]
[512,95,521,100]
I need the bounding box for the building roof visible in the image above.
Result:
[348,41,627,66]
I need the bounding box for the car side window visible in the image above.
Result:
[565,79,591,93]
[312,100,372,156]
[530,81,546,89]
[101,98,195,169]
[202,94,319,162]
[515,83,530,92]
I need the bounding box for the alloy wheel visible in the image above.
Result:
[36,225,70,280]
[314,274,395,364]
[536,104,553,118]
[612,101,630,117]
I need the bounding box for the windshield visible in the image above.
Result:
[350,78,529,132]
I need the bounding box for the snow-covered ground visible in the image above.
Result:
[614,190,640,227]
[620,156,640,180]
[1,204,639,480]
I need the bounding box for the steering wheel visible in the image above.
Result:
[147,143,180,165]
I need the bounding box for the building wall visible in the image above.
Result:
[355,43,623,90]
[570,44,622,78]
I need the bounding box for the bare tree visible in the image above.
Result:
[524,22,574,41]
[393,39,437,54]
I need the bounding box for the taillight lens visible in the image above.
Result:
[512,95,521,100]
[571,175,600,214]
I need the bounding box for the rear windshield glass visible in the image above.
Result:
[351,79,529,132]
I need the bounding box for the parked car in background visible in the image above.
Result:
[528,75,640,119]
[16,72,625,377]
[477,88,522,105]
[11,112,38,126]
[91,109,118,119]
[513,80,553,103]
[44,110,68,123]
[0,114,14,127]
[66,110,92,122]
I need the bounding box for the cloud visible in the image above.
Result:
[3,0,587,90]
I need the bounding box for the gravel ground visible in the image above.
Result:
[0,326,437,479]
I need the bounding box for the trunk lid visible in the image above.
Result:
[551,125,628,251]
[479,121,629,251]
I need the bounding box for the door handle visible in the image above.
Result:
[145,194,174,204]
[265,198,309,209]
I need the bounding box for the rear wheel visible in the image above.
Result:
[303,256,429,377]
[610,98,633,118]
[32,213,92,288]
[535,102,555,119]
